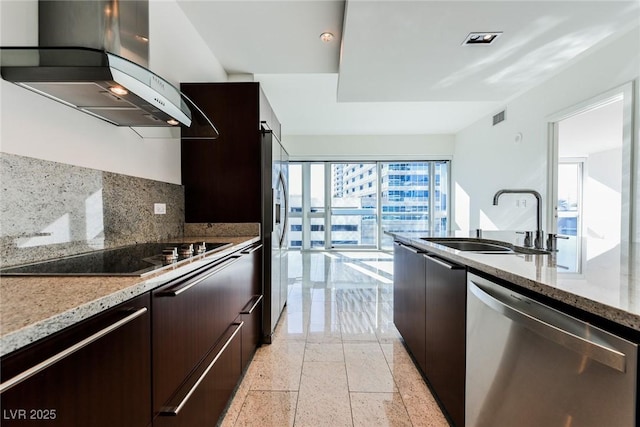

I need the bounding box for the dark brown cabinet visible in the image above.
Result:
[393,241,467,426]
[239,243,264,370]
[0,294,151,427]
[152,244,263,425]
[393,242,427,372]
[181,82,286,344]
[152,254,245,414]
[180,82,279,223]
[424,254,466,427]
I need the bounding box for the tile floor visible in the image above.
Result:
[220,250,449,427]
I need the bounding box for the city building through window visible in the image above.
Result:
[288,161,450,250]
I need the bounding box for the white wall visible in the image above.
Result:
[583,147,623,255]
[0,0,227,185]
[149,0,227,86]
[452,25,640,240]
[283,134,455,160]
[558,100,624,254]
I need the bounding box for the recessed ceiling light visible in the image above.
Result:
[462,32,502,46]
[319,32,335,43]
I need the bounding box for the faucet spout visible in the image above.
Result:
[492,189,544,249]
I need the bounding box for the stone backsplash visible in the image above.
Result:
[184,222,260,237]
[0,153,184,267]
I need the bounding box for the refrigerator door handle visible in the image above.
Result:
[266,188,274,234]
[277,171,288,248]
[275,203,281,224]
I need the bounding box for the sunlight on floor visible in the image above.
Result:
[219,250,448,427]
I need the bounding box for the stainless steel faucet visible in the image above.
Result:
[493,189,544,250]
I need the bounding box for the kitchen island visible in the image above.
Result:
[390,231,640,332]
[391,230,639,427]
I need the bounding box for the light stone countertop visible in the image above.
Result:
[0,236,259,357]
[390,231,640,333]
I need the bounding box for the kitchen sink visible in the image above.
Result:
[421,238,550,255]
[425,239,513,252]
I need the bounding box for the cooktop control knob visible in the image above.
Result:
[195,242,207,255]
[162,247,178,265]
[178,244,193,258]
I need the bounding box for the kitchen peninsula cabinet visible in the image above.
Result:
[0,294,151,427]
[393,240,467,426]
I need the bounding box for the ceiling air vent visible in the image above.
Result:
[493,110,506,126]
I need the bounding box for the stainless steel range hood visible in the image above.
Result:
[0,0,218,139]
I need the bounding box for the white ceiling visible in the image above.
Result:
[176,0,639,136]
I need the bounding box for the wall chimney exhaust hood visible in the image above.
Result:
[0,0,218,139]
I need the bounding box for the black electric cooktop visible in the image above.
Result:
[0,242,231,277]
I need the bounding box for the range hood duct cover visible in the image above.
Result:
[0,0,218,139]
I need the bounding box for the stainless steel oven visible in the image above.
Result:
[466,273,637,427]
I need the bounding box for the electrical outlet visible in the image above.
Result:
[516,199,527,208]
[154,203,166,215]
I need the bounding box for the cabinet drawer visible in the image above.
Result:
[0,294,151,427]
[241,295,263,370]
[152,254,247,414]
[154,321,243,427]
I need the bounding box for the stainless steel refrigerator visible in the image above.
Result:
[261,126,289,343]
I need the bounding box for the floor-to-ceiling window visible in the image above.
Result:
[309,163,326,248]
[288,163,303,248]
[288,161,450,250]
[379,161,449,249]
[330,163,378,248]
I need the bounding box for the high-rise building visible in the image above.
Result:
[288,161,449,249]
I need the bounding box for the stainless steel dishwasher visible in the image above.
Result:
[466,273,637,427]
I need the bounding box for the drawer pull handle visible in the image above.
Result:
[241,295,264,315]
[0,307,148,394]
[159,321,244,416]
[396,242,421,254]
[424,254,463,270]
[158,256,242,297]
[242,244,263,254]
